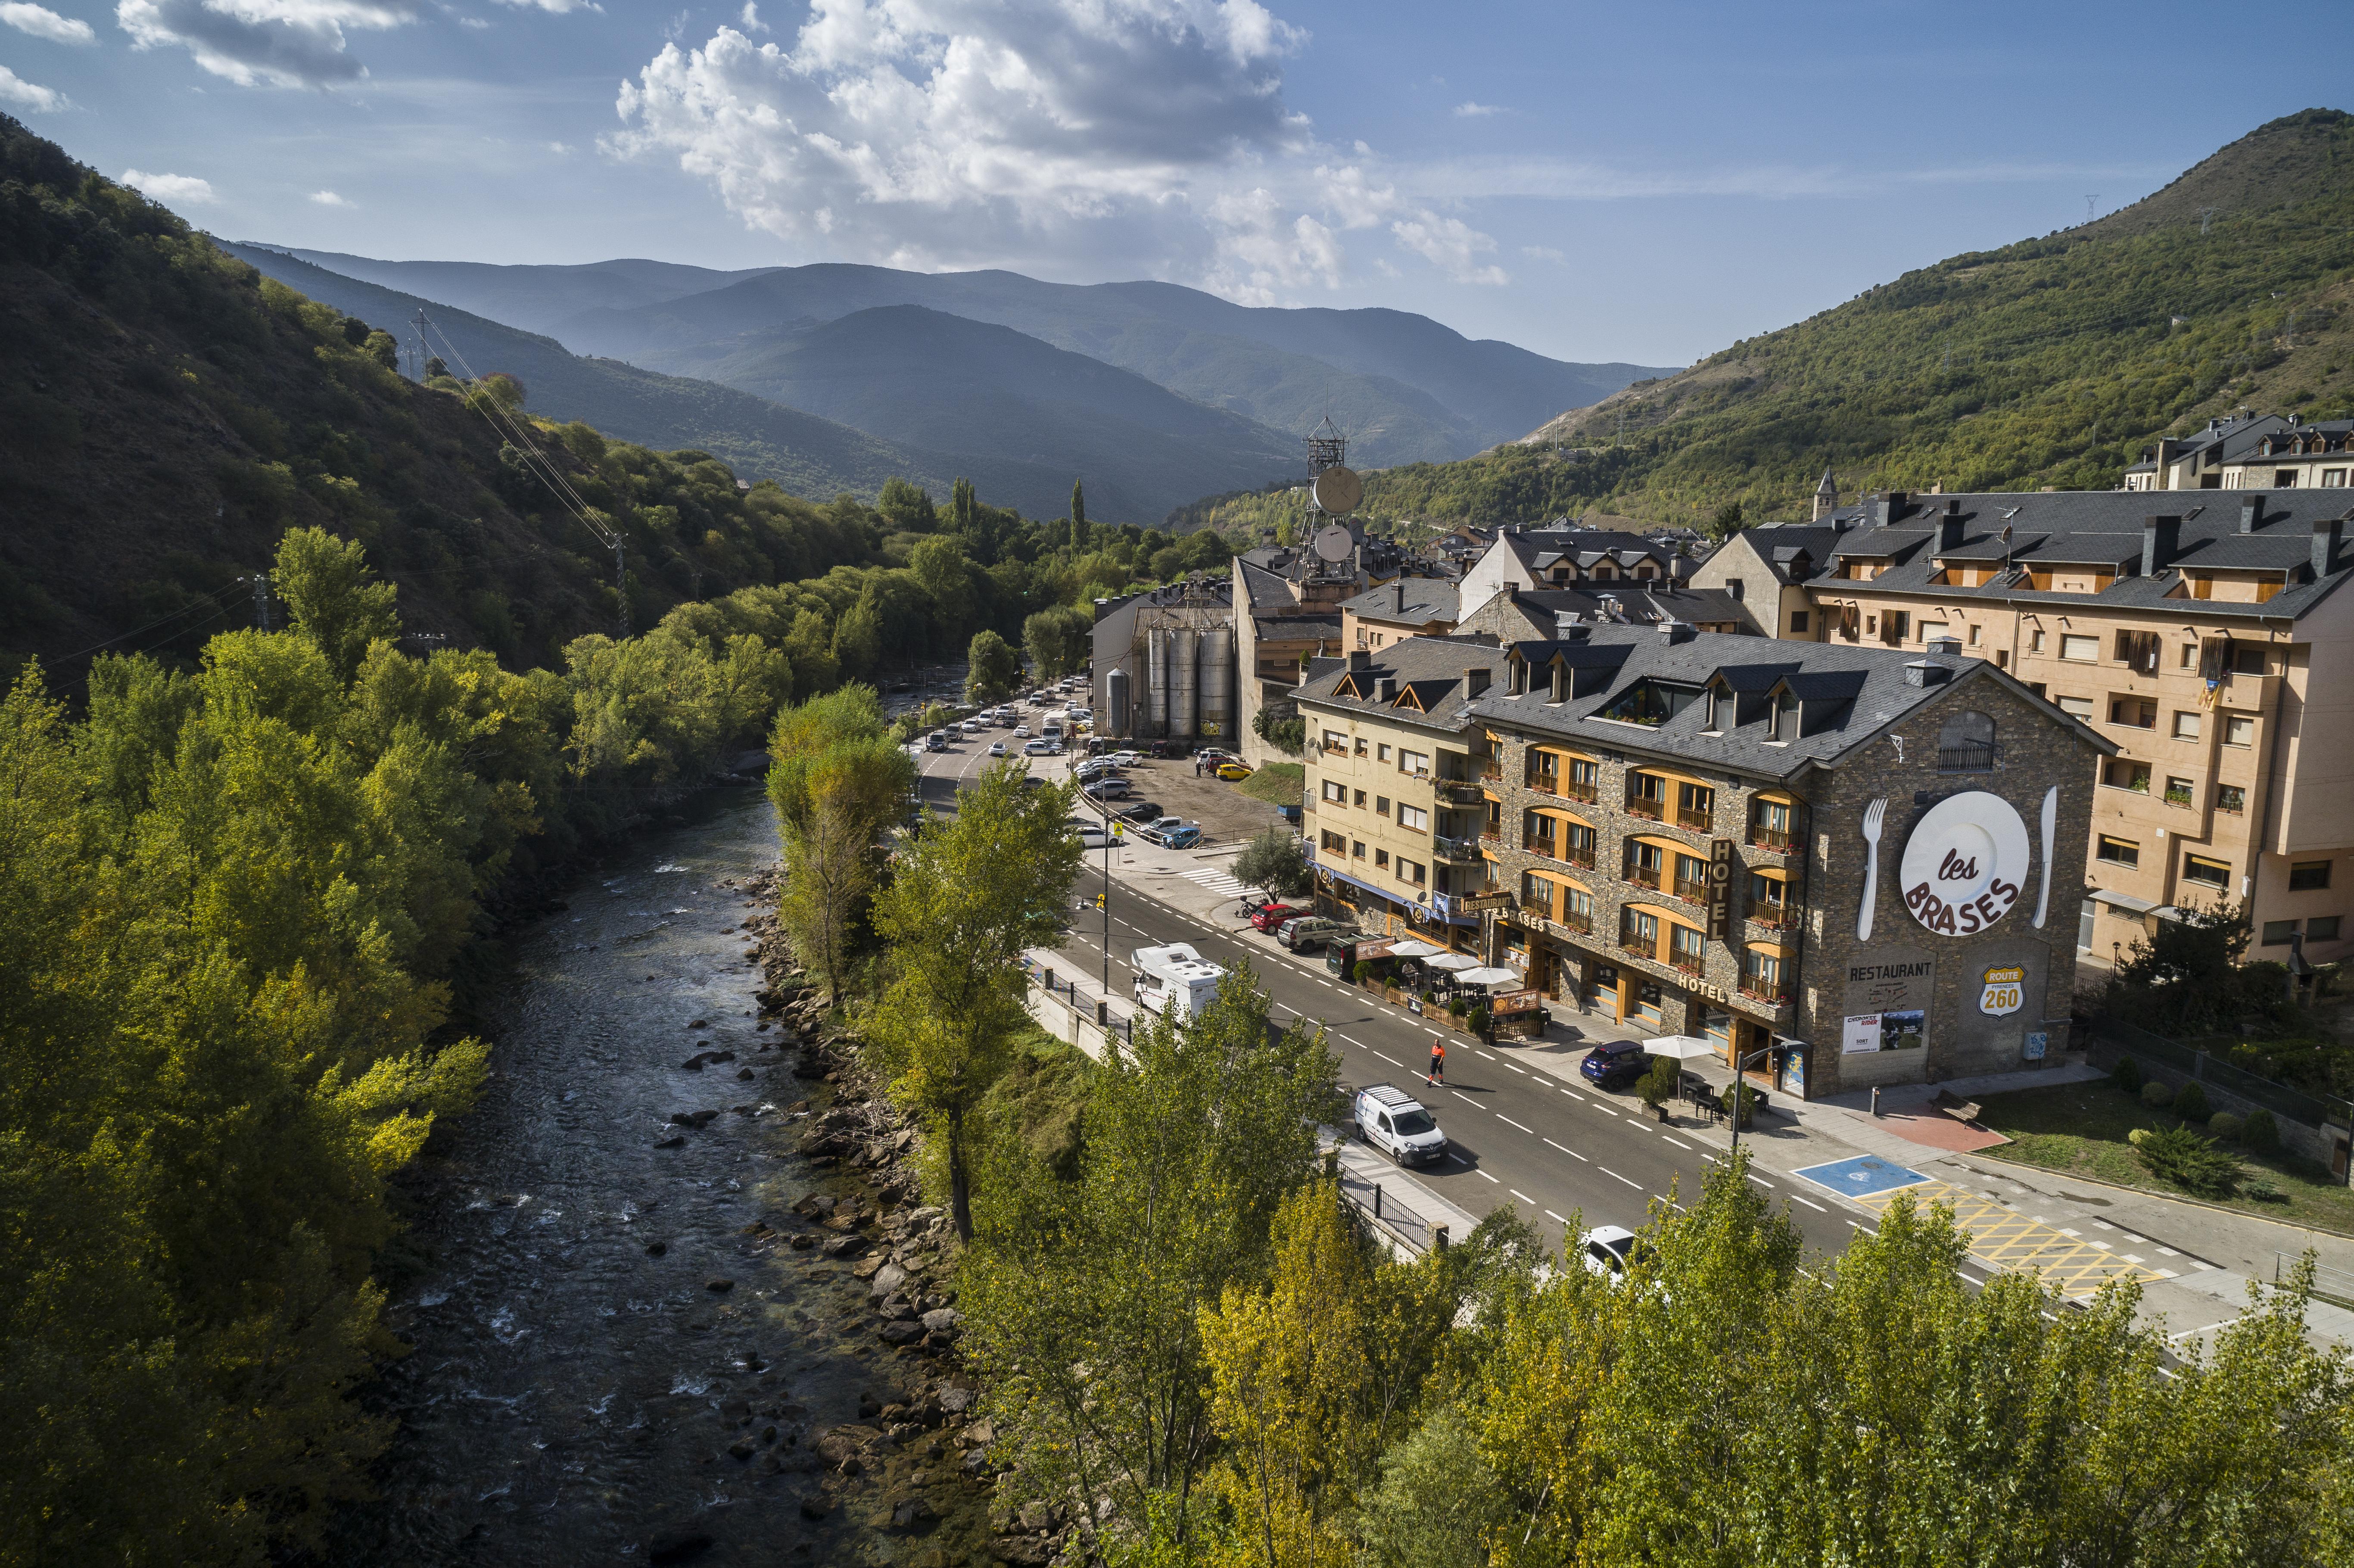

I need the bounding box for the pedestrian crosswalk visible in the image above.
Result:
[1183,867,1255,899]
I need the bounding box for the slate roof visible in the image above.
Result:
[1464,585,1744,639]
[1455,626,2111,783]
[2136,414,2354,468]
[1728,523,1844,584]
[1498,527,1678,574]
[1341,578,1462,624]
[1810,488,2354,624]
[1292,637,1516,739]
[1236,556,1303,611]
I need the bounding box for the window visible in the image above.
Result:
[1937,709,1998,771]
[2224,714,2255,747]
[2056,695,2094,721]
[1728,578,1745,601]
[2110,697,2158,729]
[1376,795,1391,816]
[1789,610,1810,634]
[1519,873,1555,918]
[1322,729,1348,753]
[1322,779,1348,804]
[2290,860,2333,891]
[1627,840,1665,889]
[1620,909,1659,953]
[2325,468,2348,488]
[1741,950,1784,1000]
[2233,644,2269,675]
[1884,610,1911,645]
[2103,759,2151,792]
[2217,784,2246,814]
[2164,776,2195,807]
[1750,872,1790,922]
[1921,621,1949,643]
[2183,853,2230,888]
[1628,772,1667,818]
[2262,920,2300,946]
[1354,737,1369,755]
[2060,634,2098,662]
[2274,469,2298,488]
[2172,711,2201,740]
[1562,887,1594,926]
[1677,781,1716,829]
[2180,644,2197,669]
[1353,789,1367,808]
[1377,744,1392,762]
[1398,804,1429,832]
[1320,830,1346,854]
[1398,749,1429,775]
[1674,852,1710,901]
[1398,858,1426,887]
[1669,924,1706,971]
[1375,849,1389,869]
[2030,628,2047,653]
[1352,840,1366,859]
[1968,624,1981,645]
[2097,835,2140,868]
[2310,915,2342,941]
[2115,629,2162,673]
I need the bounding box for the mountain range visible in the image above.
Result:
[1349,108,2354,529]
[242,246,1675,514]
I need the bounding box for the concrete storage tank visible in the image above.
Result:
[1197,624,1233,742]
[1106,667,1131,739]
[1147,628,1169,735]
[1171,626,1199,740]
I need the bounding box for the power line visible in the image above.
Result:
[42,577,254,669]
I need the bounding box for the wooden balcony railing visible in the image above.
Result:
[1740,980,1791,1006]
[1523,837,1559,861]
[1627,864,1664,891]
[1619,935,1658,959]
[1556,909,1594,935]
[1563,779,1600,803]
[1675,806,1715,832]
[1626,798,1665,821]
[1748,823,1796,852]
[1672,876,1711,904]
[1563,846,1597,870]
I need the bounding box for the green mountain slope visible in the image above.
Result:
[623,303,1302,518]
[1351,109,2354,529]
[0,115,902,671]
[269,247,779,334]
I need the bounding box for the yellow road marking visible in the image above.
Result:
[1851,1179,2177,1296]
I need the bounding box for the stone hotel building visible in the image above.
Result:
[1297,626,2109,1100]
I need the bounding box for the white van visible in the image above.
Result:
[1131,943,1224,1022]
[1354,1084,1448,1168]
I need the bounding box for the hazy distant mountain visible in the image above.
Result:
[269,252,1676,468]
[221,246,1090,516]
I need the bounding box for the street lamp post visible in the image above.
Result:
[1727,1045,1775,1160]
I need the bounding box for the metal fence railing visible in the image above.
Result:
[1338,1165,1435,1255]
[2093,1016,2353,1132]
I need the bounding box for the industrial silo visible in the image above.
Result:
[1106,666,1131,739]
[1147,628,1169,735]
[1171,625,1199,740]
[1197,623,1233,742]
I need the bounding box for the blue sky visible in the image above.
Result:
[5,2,2348,365]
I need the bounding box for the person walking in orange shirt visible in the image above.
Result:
[1426,1040,1445,1086]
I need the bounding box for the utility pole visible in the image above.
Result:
[2084,194,2100,223]
[249,572,271,631]
[2198,206,2218,236]
[614,541,630,638]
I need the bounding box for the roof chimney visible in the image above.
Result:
[2141,513,2182,576]
[1347,649,1371,672]
[2240,495,2263,534]
[1463,666,1490,697]
[2315,517,2342,579]
[1937,500,1965,552]
[1395,580,1407,613]
[1657,620,1697,644]
[1376,676,1396,702]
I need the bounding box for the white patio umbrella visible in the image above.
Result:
[1386,939,1446,958]
[1422,952,1481,972]
[1641,1035,1719,1061]
[1456,966,1522,986]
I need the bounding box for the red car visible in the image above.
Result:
[1248,902,1309,932]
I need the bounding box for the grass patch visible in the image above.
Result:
[1975,1080,2354,1235]
[984,1023,1098,1177]
[1236,761,1304,806]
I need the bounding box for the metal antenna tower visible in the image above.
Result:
[249,573,271,631]
[2084,194,2100,222]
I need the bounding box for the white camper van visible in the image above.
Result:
[1130,943,1224,1022]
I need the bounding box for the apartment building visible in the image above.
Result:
[1233,549,1352,765]
[1741,488,2354,971]
[1685,521,1845,638]
[1470,625,2106,1098]
[2125,414,2354,492]
[1295,638,1517,947]
[1457,524,1688,619]
[1340,578,1460,652]
[1458,582,1747,643]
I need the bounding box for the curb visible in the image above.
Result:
[1958,1154,2354,1244]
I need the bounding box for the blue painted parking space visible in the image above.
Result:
[1793,1154,1932,1198]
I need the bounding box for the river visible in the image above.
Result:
[336,787,956,1566]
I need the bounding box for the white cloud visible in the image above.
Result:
[546,138,572,152]
[308,187,352,205]
[2,3,97,43]
[120,167,218,202]
[738,0,763,29]
[1520,244,1563,261]
[490,0,600,11]
[458,13,486,25]
[116,0,421,88]
[0,63,66,108]
[1390,211,1507,285]
[1451,100,1499,117]
[607,3,1507,301]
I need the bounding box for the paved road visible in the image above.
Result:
[910,728,1888,1267]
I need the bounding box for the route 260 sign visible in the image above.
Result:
[1898,791,2030,936]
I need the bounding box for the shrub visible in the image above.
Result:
[2112,1055,2143,1093]
[2140,1080,2175,1109]
[2127,1126,2153,1148]
[2241,1108,2282,1154]
[1639,1057,1680,1111]
[2172,1080,2211,1122]
[2245,1178,2287,1203]
[2134,1124,2241,1199]
[1352,960,1372,985]
[1466,1008,1490,1034]
[1720,1081,1756,1128]
[2208,1111,2245,1141]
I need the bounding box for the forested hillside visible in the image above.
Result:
[1345,109,2354,530]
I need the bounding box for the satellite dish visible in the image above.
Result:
[1311,464,1363,515]
[1311,525,1354,564]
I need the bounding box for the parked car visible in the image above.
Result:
[1073,824,1109,850]
[1579,1225,1648,1284]
[1082,778,1134,801]
[1580,1039,1655,1090]
[1277,916,1358,952]
[1354,1084,1447,1167]
[1022,739,1053,756]
[1215,761,1253,781]
[1073,758,1119,781]
[962,718,984,733]
[1138,817,1202,849]
[987,740,1007,757]
[1118,800,1164,824]
[1107,750,1143,767]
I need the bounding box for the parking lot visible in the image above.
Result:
[1067,753,1290,848]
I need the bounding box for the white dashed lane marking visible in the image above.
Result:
[1544,1138,1588,1162]
[1498,1114,1533,1134]
[1600,1167,1641,1189]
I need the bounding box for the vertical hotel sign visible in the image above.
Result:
[1705,839,1734,942]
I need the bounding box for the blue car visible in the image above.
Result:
[1581,1040,1654,1090]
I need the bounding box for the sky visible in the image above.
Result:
[5,1,2350,367]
